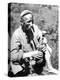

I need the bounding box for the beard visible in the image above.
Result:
[26,28,33,43]
[22,24,34,43]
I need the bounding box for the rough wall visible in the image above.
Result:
[8,3,58,69]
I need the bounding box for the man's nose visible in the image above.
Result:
[30,22,33,26]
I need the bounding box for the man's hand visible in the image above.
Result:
[40,44,47,52]
[32,51,43,59]
[37,41,47,53]
[23,50,38,58]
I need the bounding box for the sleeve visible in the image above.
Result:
[34,25,52,55]
[42,37,52,55]
[10,30,23,62]
[46,44,52,55]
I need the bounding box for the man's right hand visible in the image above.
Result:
[32,51,43,59]
[23,50,43,59]
[23,50,38,58]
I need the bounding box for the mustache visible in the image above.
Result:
[26,25,34,32]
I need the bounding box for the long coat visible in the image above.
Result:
[10,24,52,75]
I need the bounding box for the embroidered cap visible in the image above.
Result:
[20,10,32,18]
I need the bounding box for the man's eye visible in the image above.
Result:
[27,20,32,23]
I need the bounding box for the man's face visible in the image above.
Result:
[23,14,33,30]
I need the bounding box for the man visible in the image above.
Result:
[9,10,58,77]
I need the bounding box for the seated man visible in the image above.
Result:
[9,10,58,77]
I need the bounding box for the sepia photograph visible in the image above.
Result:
[8,3,58,77]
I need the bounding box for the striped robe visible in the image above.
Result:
[10,24,52,75]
